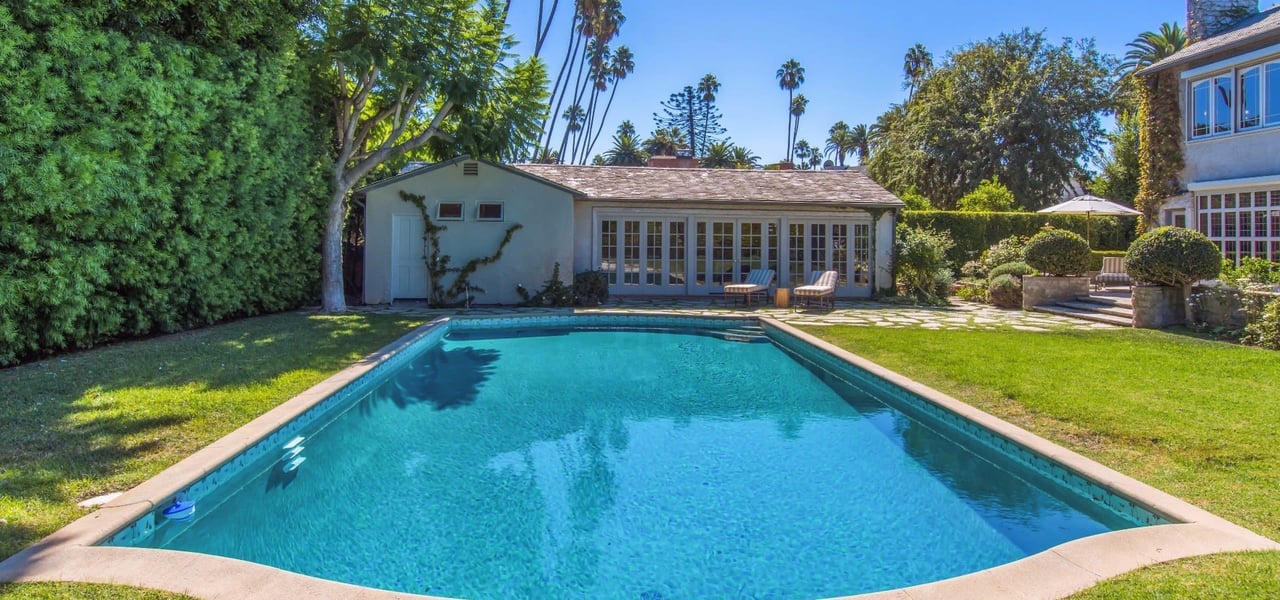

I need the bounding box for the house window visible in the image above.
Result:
[1268,63,1280,126]
[1191,79,1212,137]
[476,202,503,221]
[1213,74,1233,134]
[1240,66,1261,129]
[1196,187,1280,264]
[436,202,463,221]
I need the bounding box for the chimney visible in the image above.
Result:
[647,148,698,168]
[1187,0,1258,42]
[776,161,795,170]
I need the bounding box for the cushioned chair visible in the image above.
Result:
[1093,256,1132,289]
[793,270,839,309]
[724,268,775,306]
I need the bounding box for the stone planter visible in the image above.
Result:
[1132,285,1185,329]
[1022,275,1089,311]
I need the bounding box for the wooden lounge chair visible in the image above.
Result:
[724,268,775,306]
[793,270,839,309]
[1093,256,1131,289]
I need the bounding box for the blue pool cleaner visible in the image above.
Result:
[162,497,195,521]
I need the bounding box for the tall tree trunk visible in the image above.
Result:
[586,84,621,157]
[538,13,582,157]
[533,0,561,58]
[785,89,793,160]
[321,175,350,313]
[791,115,801,165]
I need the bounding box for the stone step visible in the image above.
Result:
[1075,294,1133,309]
[1032,304,1133,327]
[1055,300,1134,318]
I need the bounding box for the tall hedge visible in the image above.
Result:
[0,2,329,365]
[902,211,1136,268]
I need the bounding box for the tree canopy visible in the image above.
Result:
[867,30,1116,210]
[306,0,547,312]
[653,81,724,156]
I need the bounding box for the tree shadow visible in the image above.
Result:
[359,345,501,412]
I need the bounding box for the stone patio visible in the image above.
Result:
[351,297,1117,332]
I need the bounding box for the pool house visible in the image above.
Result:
[360,157,903,305]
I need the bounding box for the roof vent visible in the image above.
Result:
[463,162,479,176]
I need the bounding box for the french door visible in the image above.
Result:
[597,217,687,295]
[691,219,777,293]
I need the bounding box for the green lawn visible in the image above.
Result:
[797,325,1280,598]
[0,312,426,564]
[2,315,1278,598]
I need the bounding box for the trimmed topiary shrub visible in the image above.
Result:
[1023,229,1091,276]
[988,274,1023,308]
[1124,227,1222,287]
[988,261,1035,282]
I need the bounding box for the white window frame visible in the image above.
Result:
[435,201,464,221]
[476,202,504,222]
[1186,56,1280,140]
[1238,65,1262,130]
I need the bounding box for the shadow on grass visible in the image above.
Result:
[0,312,426,559]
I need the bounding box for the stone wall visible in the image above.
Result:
[1022,276,1089,311]
[1133,285,1186,328]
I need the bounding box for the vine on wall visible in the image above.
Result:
[400,191,522,306]
[1134,70,1185,233]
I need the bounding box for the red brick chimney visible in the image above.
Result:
[647,148,698,168]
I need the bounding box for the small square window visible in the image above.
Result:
[436,202,464,221]
[477,202,504,221]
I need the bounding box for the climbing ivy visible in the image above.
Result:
[400,192,522,306]
[1134,70,1185,233]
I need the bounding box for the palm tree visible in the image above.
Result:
[585,45,635,160]
[643,127,686,157]
[730,145,760,169]
[697,74,721,156]
[793,139,813,169]
[903,43,932,101]
[558,103,586,162]
[789,94,808,163]
[617,119,636,138]
[700,141,735,168]
[532,148,560,164]
[1119,22,1187,74]
[825,121,853,167]
[849,123,870,165]
[775,58,805,161]
[604,132,647,166]
[808,145,825,170]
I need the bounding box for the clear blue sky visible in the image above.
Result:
[505,0,1188,165]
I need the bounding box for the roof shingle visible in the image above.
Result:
[1143,6,1280,74]
[512,164,904,207]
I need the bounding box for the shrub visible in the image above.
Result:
[1023,229,1091,276]
[989,261,1035,282]
[957,177,1017,212]
[1220,257,1280,289]
[898,186,933,210]
[1242,298,1280,350]
[955,279,989,303]
[572,270,610,305]
[1125,227,1222,286]
[894,225,955,303]
[975,236,1030,277]
[902,211,1135,267]
[988,274,1023,308]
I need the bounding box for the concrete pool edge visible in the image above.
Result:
[762,317,1280,599]
[1,312,1275,600]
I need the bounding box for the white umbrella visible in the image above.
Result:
[1038,195,1141,247]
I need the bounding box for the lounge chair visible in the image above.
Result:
[1093,256,1131,289]
[793,270,839,309]
[724,268,775,306]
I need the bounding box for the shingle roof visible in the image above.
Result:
[510,164,904,207]
[1143,6,1280,75]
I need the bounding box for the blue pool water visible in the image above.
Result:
[126,323,1141,599]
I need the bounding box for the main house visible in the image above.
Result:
[359,157,903,306]
[1146,0,1280,263]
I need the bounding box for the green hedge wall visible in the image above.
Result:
[902,211,1137,269]
[0,2,329,365]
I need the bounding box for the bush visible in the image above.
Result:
[898,186,933,210]
[1220,257,1280,289]
[957,177,1017,212]
[975,236,1030,277]
[1242,298,1280,350]
[573,270,610,305]
[988,274,1023,308]
[1125,227,1222,286]
[989,261,1035,282]
[955,279,989,302]
[895,225,955,303]
[1024,229,1091,276]
[902,211,1135,268]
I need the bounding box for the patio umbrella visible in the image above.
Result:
[1037,194,1141,248]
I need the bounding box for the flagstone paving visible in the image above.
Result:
[351,297,1115,331]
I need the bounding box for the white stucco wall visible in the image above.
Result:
[363,162,575,306]
[1183,129,1280,184]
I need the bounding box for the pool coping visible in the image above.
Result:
[1,312,1276,600]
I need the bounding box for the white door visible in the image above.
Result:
[391,215,428,300]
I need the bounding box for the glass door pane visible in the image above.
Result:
[622,220,641,285]
[711,221,735,286]
[739,222,764,279]
[645,221,663,285]
[599,220,618,285]
[668,221,686,287]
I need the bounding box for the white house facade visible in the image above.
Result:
[1146,3,1280,263]
[360,158,903,306]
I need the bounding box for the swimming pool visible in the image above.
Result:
[100,315,1164,599]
